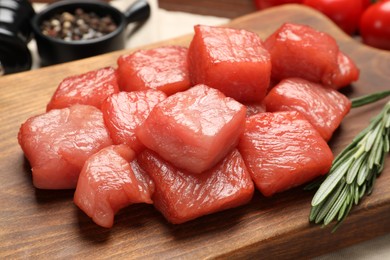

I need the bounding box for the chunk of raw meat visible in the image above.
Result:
[136,84,246,174]
[238,111,333,197]
[330,52,360,89]
[117,46,190,96]
[46,67,119,111]
[264,23,339,86]
[188,24,271,102]
[137,149,254,224]
[101,90,167,153]
[244,102,266,117]
[264,78,351,141]
[18,105,113,189]
[74,144,154,228]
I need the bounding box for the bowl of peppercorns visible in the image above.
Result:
[31,0,150,66]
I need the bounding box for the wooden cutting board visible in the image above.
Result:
[1,4,390,259]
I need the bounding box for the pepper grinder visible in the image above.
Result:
[0,0,35,75]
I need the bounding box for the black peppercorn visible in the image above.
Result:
[40,8,118,41]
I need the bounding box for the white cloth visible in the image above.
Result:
[29,1,390,258]
[314,233,390,260]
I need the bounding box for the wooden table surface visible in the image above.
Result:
[158,0,256,18]
[2,3,390,259]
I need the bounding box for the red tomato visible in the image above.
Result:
[362,0,372,9]
[360,1,390,50]
[303,0,364,35]
[254,0,303,10]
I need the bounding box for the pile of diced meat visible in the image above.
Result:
[18,23,358,228]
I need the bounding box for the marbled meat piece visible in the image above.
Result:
[117,46,191,96]
[137,149,254,224]
[188,24,271,102]
[46,67,119,111]
[238,111,333,197]
[136,84,246,174]
[264,23,341,87]
[101,90,167,153]
[264,78,351,141]
[74,144,154,228]
[18,105,113,189]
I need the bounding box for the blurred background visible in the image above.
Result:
[13,0,390,71]
[28,0,240,69]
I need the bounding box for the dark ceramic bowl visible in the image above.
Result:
[31,0,150,66]
[0,0,35,74]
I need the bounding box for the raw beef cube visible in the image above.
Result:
[238,111,333,197]
[74,144,154,228]
[330,52,360,89]
[264,23,339,86]
[47,67,119,111]
[18,105,113,189]
[188,24,271,103]
[137,84,246,174]
[264,78,351,141]
[117,46,190,96]
[244,102,266,117]
[137,149,254,224]
[101,90,167,153]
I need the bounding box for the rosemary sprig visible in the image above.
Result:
[351,90,390,108]
[309,99,390,231]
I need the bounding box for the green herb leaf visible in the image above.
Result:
[312,156,353,206]
[308,98,390,230]
[346,155,365,184]
[351,90,390,108]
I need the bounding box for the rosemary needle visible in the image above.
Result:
[309,99,390,232]
[351,90,390,108]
